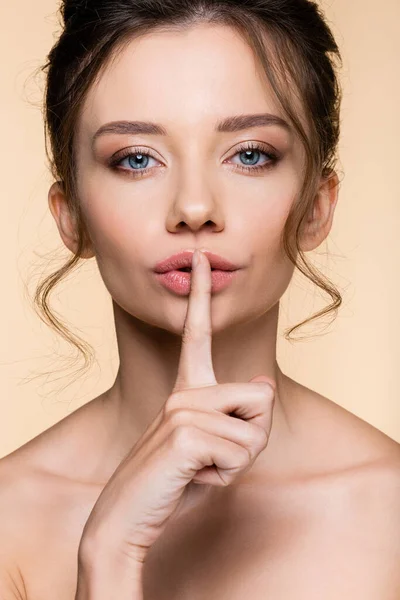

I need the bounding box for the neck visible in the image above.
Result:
[95,299,298,484]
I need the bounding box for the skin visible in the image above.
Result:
[47,22,339,485]
[1,22,399,600]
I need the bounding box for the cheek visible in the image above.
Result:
[247,186,296,256]
[76,177,171,316]
[78,182,147,261]
[240,186,298,305]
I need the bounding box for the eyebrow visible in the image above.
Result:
[91,113,291,148]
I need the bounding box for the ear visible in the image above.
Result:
[299,171,340,253]
[48,181,95,259]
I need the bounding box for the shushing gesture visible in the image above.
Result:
[77,249,276,577]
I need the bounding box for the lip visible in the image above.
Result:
[154,269,241,296]
[154,250,240,273]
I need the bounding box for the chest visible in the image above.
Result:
[23,480,396,600]
[141,482,395,599]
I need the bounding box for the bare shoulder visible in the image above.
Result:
[300,380,400,564]
[0,457,100,600]
[321,425,400,594]
[0,402,105,600]
[0,458,29,599]
[351,435,400,545]
[0,451,68,597]
[254,377,400,595]
[288,376,400,472]
[286,376,400,529]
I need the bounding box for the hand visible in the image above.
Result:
[79,249,276,568]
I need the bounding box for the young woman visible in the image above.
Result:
[1,1,399,598]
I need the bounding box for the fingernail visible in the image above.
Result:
[193,249,201,268]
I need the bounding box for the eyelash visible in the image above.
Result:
[108,141,280,179]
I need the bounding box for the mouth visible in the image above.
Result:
[154,265,241,295]
[175,267,225,273]
[154,250,240,274]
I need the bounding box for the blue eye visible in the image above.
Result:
[109,142,279,179]
[119,152,158,171]
[231,142,277,171]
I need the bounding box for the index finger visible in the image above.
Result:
[173,249,217,391]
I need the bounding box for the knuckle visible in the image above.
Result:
[258,383,275,401]
[254,424,269,447]
[243,421,258,446]
[243,423,268,455]
[171,423,198,452]
[165,390,184,411]
[166,408,192,428]
[237,446,252,468]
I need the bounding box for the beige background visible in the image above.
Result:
[1,0,399,458]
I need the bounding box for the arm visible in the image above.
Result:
[75,538,144,600]
[75,567,143,600]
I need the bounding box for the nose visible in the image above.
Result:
[165,172,225,234]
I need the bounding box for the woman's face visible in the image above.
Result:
[56,24,321,335]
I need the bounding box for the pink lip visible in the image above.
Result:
[154,269,241,295]
[154,250,240,273]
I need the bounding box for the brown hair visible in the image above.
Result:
[33,0,343,384]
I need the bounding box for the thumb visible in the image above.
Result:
[249,375,276,392]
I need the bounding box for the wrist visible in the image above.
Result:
[75,546,144,600]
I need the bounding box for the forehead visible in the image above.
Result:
[79,23,299,139]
